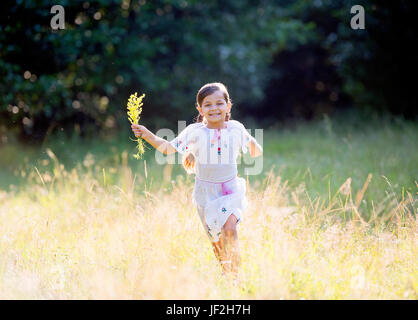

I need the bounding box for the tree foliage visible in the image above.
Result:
[0,0,416,143]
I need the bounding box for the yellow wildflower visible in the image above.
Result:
[127,92,146,159]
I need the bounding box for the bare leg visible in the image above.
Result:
[208,214,240,276]
[211,238,230,273]
[221,214,240,277]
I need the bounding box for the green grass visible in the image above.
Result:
[261,116,417,215]
[0,114,416,299]
[2,114,416,221]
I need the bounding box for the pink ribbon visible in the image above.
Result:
[195,176,235,196]
[221,181,233,195]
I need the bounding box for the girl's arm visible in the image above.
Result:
[247,137,263,158]
[131,124,177,155]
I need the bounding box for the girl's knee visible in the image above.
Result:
[223,223,236,232]
[225,214,238,227]
[222,215,238,237]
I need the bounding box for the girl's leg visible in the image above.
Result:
[211,239,229,272]
[221,214,240,276]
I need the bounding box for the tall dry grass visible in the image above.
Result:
[0,150,416,299]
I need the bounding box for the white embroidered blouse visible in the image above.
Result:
[169,120,259,183]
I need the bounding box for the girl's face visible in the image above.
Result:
[197,90,231,124]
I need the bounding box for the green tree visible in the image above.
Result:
[0,0,312,143]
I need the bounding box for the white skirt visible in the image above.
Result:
[192,176,248,242]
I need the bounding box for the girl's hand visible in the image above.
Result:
[131,124,151,140]
[183,153,195,169]
[131,124,176,155]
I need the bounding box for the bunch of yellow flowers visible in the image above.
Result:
[127,92,146,159]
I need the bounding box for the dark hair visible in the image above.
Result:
[183,82,232,173]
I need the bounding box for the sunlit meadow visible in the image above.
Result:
[0,115,417,299]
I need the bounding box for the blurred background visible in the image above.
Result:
[1,0,417,140]
[0,0,417,194]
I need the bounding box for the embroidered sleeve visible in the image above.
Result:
[169,123,198,154]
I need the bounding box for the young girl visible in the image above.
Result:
[131,82,262,279]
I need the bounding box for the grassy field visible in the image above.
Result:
[0,115,417,299]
